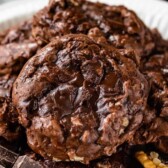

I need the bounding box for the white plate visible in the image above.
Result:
[0,0,168,39]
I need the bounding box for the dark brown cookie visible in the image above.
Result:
[0,42,38,75]
[0,21,34,45]
[32,0,154,61]
[134,30,168,154]
[13,34,149,163]
[0,74,20,141]
[0,21,38,141]
[0,21,38,75]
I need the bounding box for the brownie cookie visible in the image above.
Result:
[134,30,168,154]
[144,30,168,119]
[0,21,34,45]
[0,43,37,140]
[0,21,38,141]
[32,0,154,61]
[0,74,20,140]
[0,42,38,75]
[13,34,149,163]
[0,21,37,75]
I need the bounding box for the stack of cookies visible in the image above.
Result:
[0,0,168,167]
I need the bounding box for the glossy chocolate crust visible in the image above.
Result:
[32,0,154,61]
[0,21,38,141]
[13,34,149,163]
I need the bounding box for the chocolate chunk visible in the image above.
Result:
[0,145,18,167]
[13,156,42,168]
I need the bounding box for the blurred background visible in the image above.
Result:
[0,0,167,4]
[0,0,23,4]
[0,0,20,4]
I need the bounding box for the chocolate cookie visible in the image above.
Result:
[134,30,168,154]
[0,74,20,141]
[0,42,38,75]
[32,0,154,61]
[13,34,149,163]
[0,21,34,45]
[0,21,38,75]
[0,21,38,141]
